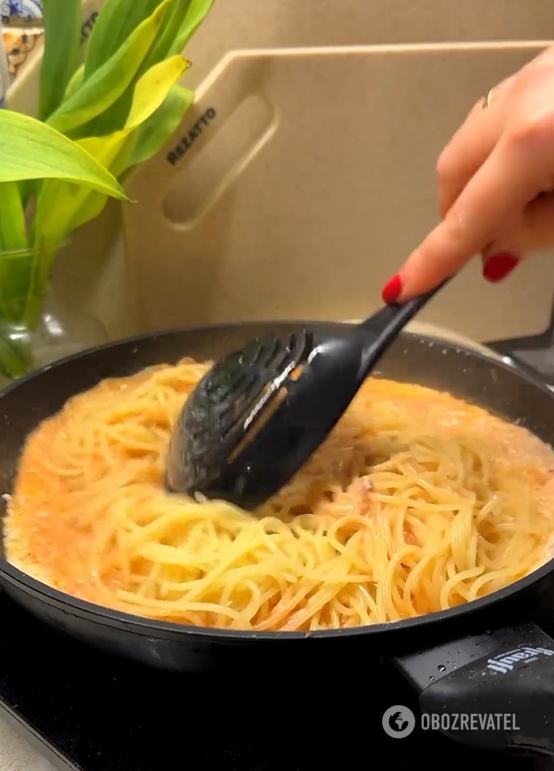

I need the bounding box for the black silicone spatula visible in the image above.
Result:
[166,279,450,509]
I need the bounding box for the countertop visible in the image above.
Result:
[0,722,52,771]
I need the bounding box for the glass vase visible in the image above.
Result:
[0,246,110,389]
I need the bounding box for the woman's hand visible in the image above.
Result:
[382,44,554,304]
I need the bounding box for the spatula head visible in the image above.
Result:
[166,327,368,509]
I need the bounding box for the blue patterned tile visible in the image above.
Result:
[1,0,42,20]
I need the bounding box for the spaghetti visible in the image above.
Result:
[5,358,554,631]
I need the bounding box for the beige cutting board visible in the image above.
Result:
[8,0,554,116]
[123,43,554,344]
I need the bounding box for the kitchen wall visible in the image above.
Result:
[5,1,554,346]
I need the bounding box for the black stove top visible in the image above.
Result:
[0,592,552,771]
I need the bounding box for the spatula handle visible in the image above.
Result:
[357,276,452,373]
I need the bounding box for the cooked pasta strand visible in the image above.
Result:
[5,359,554,631]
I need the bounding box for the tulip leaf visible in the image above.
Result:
[0,110,127,200]
[124,84,194,172]
[0,110,128,364]
[169,0,216,56]
[0,188,32,326]
[0,335,34,380]
[143,0,214,72]
[65,138,135,236]
[64,63,84,100]
[0,183,27,253]
[39,0,81,121]
[140,0,193,71]
[84,0,164,79]
[127,56,189,128]
[90,0,211,137]
[46,0,176,135]
[34,56,187,247]
[85,2,186,136]
[0,0,216,383]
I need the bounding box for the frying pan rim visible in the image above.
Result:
[1,320,553,642]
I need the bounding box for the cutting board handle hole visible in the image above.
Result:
[162,94,276,228]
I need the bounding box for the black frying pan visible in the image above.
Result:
[1,322,554,756]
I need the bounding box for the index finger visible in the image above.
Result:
[396,125,554,300]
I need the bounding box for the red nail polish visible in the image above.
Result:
[382,274,402,304]
[483,253,519,283]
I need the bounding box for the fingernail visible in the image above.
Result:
[382,274,403,304]
[482,253,519,283]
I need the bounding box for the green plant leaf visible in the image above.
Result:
[0,333,34,379]
[0,110,127,200]
[88,0,212,138]
[64,63,84,100]
[34,56,187,248]
[0,232,33,325]
[46,0,176,135]
[124,84,194,172]
[84,0,164,79]
[169,0,215,56]
[112,0,209,137]
[0,188,32,340]
[0,183,27,253]
[18,179,35,209]
[140,0,193,72]
[39,0,82,121]
[128,56,189,128]
[0,240,58,379]
[63,136,135,235]
[0,112,127,341]
[83,0,182,136]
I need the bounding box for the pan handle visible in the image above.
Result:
[393,621,554,756]
[486,326,554,388]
